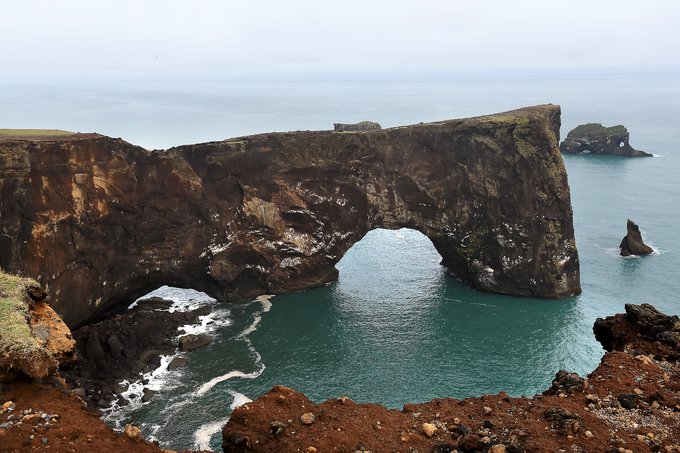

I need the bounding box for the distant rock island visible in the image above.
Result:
[560,123,653,157]
[333,120,382,132]
[620,219,654,256]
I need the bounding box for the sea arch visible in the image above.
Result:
[0,105,580,327]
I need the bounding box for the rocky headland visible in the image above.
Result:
[223,303,680,452]
[0,104,580,329]
[560,123,653,157]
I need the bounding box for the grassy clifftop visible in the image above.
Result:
[0,272,41,358]
[0,270,75,380]
[0,129,76,141]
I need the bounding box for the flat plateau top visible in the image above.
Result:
[0,129,85,141]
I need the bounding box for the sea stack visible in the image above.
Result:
[620,219,654,256]
[560,123,652,157]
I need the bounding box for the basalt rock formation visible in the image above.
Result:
[223,304,680,452]
[61,298,213,408]
[560,123,653,157]
[620,219,654,256]
[0,105,580,328]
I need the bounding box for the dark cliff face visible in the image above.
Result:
[0,105,580,327]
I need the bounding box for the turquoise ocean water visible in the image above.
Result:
[1,73,679,450]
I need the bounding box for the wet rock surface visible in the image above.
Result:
[61,298,211,409]
[178,334,212,352]
[0,105,580,328]
[560,123,653,156]
[620,219,654,256]
[223,304,680,452]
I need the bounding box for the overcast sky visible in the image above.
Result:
[2,0,679,79]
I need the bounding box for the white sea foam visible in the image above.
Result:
[194,416,230,451]
[194,296,273,396]
[181,306,232,336]
[192,391,251,451]
[105,287,232,430]
[195,368,264,396]
[228,390,252,410]
[102,354,177,428]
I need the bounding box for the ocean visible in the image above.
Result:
[2,72,679,450]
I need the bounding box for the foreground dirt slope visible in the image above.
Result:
[0,379,182,453]
[223,304,680,452]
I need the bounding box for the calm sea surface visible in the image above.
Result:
[2,73,679,450]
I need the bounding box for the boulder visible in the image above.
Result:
[178,334,212,351]
[167,357,189,370]
[123,424,143,442]
[560,123,652,156]
[620,219,653,256]
[141,388,157,403]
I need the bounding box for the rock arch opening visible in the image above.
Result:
[334,228,447,302]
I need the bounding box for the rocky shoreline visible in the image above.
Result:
[222,304,680,452]
[1,268,679,452]
[62,297,214,409]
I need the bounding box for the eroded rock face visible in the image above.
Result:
[620,219,654,256]
[0,105,580,327]
[560,123,653,157]
[0,272,75,382]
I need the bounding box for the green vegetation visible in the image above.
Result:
[0,271,39,357]
[568,123,626,140]
[0,129,76,140]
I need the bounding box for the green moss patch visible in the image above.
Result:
[0,271,40,358]
[567,123,626,140]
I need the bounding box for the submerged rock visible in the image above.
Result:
[178,334,212,351]
[167,357,189,370]
[560,123,652,156]
[620,219,653,256]
[141,388,156,403]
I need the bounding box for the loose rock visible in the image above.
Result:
[422,422,437,438]
[300,412,315,425]
[123,424,143,442]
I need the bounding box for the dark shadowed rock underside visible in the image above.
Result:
[0,105,580,327]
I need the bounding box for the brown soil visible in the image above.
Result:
[0,378,204,453]
[223,306,680,453]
